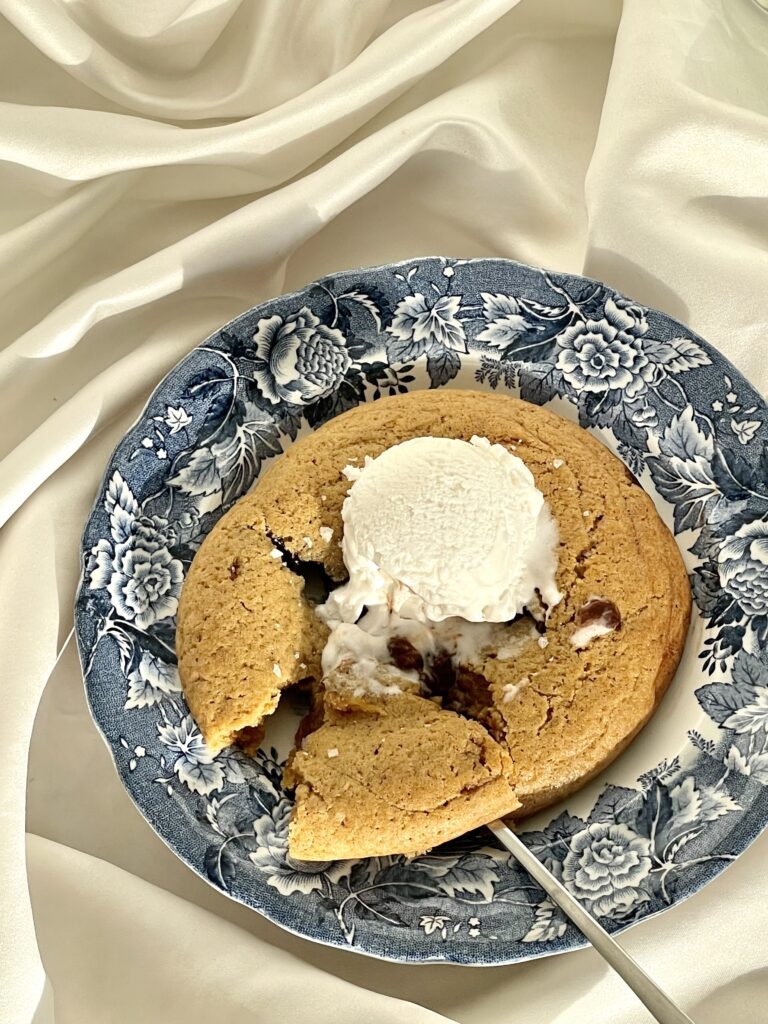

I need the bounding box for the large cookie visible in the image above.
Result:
[178,390,691,853]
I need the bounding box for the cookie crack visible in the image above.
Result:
[534,693,556,737]
[265,527,336,605]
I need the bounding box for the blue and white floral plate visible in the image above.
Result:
[76,257,768,965]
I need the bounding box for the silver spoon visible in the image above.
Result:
[488,820,695,1024]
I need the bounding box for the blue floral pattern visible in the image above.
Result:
[76,257,768,965]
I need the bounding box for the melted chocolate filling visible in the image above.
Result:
[576,596,621,630]
[387,636,424,673]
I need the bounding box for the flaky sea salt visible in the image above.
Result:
[303,536,313,549]
[272,663,282,678]
[537,636,549,649]
[327,748,339,759]
[502,676,530,703]
[583,510,591,517]
[269,547,283,559]
[319,526,334,543]
[552,458,564,469]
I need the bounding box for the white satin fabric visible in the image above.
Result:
[3,1,768,1022]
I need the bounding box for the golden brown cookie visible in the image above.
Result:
[178,390,691,853]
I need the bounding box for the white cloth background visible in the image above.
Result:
[2,0,767,1021]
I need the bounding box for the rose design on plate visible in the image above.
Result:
[718,518,768,617]
[555,298,655,399]
[88,484,183,630]
[251,307,351,405]
[561,823,653,918]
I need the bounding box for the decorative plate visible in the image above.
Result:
[76,257,768,965]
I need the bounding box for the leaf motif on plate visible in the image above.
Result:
[174,756,225,797]
[522,812,583,872]
[168,447,220,496]
[204,842,238,890]
[521,899,568,943]
[696,682,754,725]
[338,289,383,332]
[212,400,282,505]
[588,785,643,827]
[105,471,139,544]
[426,346,461,388]
[426,855,500,901]
[665,337,712,374]
[518,363,563,407]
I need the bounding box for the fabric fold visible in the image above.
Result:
[26,835,450,1024]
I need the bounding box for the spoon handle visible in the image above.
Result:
[487,820,695,1024]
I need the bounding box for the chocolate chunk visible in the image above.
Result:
[446,666,506,742]
[576,596,621,630]
[453,666,494,712]
[387,636,424,673]
[426,652,456,697]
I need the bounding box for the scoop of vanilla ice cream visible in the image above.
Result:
[319,435,561,627]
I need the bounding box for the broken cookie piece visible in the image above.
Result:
[284,680,519,859]
[176,498,328,754]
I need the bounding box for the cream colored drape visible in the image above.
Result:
[2,2,767,1022]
